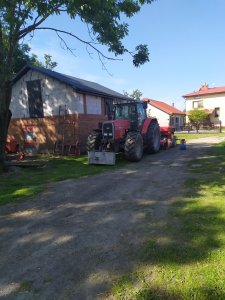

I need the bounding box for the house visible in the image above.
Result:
[183,84,225,127]
[143,98,186,131]
[8,65,130,154]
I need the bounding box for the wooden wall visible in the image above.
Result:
[8,114,107,154]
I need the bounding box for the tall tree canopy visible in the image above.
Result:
[123,89,143,100]
[0,0,155,171]
[13,44,57,73]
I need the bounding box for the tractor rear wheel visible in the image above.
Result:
[146,119,160,153]
[124,132,143,162]
[86,132,101,152]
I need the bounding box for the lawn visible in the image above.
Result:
[111,140,225,300]
[0,154,126,206]
[1,132,224,206]
[175,131,225,142]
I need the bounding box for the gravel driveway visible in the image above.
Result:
[0,136,224,300]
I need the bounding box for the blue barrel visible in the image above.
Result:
[179,143,186,150]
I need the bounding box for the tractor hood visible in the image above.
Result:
[102,120,130,140]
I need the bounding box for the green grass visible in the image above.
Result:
[112,275,133,299]
[2,133,224,206]
[0,154,127,206]
[16,280,33,292]
[112,141,225,300]
[175,131,225,142]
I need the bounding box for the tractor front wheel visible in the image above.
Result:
[86,132,101,152]
[146,119,160,153]
[124,132,143,162]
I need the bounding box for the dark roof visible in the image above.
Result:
[143,98,186,115]
[12,65,130,101]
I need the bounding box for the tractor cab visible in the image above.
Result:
[87,100,161,165]
[114,102,147,130]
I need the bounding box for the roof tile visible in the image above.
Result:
[144,98,185,115]
[13,65,130,101]
[183,85,225,98]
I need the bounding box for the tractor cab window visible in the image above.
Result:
[114,103,146,129]
[114,105,129,120]
[114,105,136,120]
[137,103,147,127]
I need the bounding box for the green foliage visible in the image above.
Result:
[44,54,57,70]
[123,89,143,100]
[12,44,42,73]
[188,109,209,132]
[12,44,37,73]
[12,43,58,74]
[0,0,154,77]
[133,44,150,67]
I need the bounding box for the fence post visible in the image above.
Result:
[220,121,222,133]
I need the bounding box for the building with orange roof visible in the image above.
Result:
[144,98,186,131]
[183,84,225,127]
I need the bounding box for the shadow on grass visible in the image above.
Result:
[140,198,224,264]
[134,287,225,300]
[0,141,225,299]
[135,288,184,300]
[134,142,225,299]
[0,153,127,206]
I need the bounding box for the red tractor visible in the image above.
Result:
[87,101,161,164]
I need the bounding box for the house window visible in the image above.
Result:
[215,107,220,118]
[193,100,203,109]
[26,80,44,118]
[86,95,101,114]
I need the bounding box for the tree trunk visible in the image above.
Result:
[0,81,12,172]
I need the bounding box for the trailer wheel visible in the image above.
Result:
[146,119,160,153]
[86,132,101,152]
[124,132,143,162]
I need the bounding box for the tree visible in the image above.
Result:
[188,109,209,133]
[43,54,57,70]
[13,44,57,73]
[0,0,155,171]
[123,89,143,100]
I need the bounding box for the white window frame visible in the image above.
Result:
[193,100,203,109]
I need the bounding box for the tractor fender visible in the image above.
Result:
[141,118,158,134]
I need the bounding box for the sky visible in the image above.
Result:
[24,0,225,111]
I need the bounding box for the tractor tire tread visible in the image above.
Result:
[124,132,143,162]
[146,119,160,154]
[86,132,101,152]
